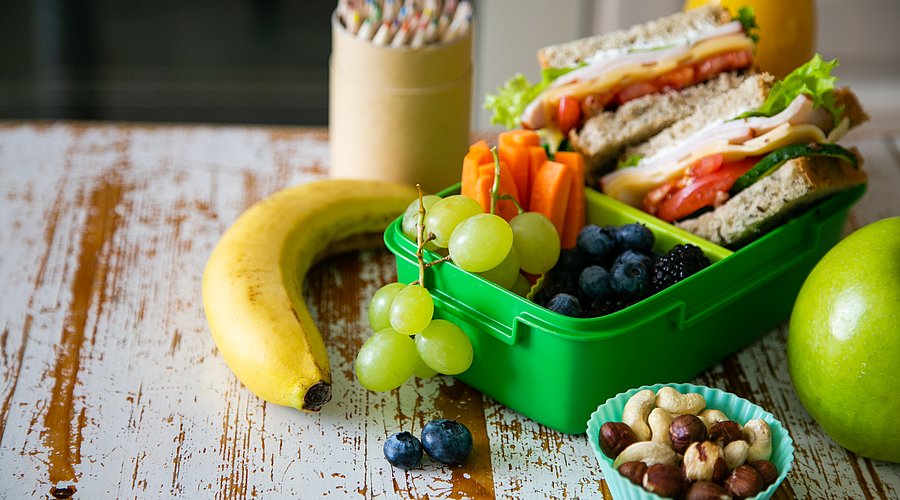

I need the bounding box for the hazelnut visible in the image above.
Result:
[683,441,728,483]
[685,480,733,500]
[643,463,685,498]
[747,460,778,487]
[725,464,764,498]
[709,420,744,447]
[669,414,708,454]
[617,461,647,486]
[599,422,637,459]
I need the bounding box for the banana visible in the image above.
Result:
[202,179,418,411]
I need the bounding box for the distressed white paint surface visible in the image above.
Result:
[0,123,897,499]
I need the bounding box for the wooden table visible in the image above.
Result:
[0,122,898,499]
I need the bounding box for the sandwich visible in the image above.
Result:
[484,5,759,182]
[600,55,868,248]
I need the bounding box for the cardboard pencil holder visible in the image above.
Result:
[329,12,472,193]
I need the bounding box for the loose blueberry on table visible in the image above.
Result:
[383,431,424,469]
[421,419,473,465]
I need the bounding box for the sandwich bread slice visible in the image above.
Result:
[484,5,759,181]
[676,154,866,246]
[572,70,752,185]
[537,6,732,69]
[599,55,868,247]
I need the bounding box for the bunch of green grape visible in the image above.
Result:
[356,281,474,392]
[355,193,561,392]
[410,194,561,291]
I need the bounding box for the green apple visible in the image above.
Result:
[788,216,900,463]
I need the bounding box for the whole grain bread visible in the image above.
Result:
[538,5,732,69]
[676,154,867,247]
[572,71,754,184]
[623,73,774,160]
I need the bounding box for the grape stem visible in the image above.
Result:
[489,147,525,215]
[489,147,501,215]
[425,255,452,268]
[415,184,427,286]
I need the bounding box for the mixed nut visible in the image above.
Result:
[599,387,778,499]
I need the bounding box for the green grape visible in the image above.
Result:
[510,273,532,297]
[415,319,473,375]
[477,246,520,289]
[425,195,482,248]
[355,328,418,392]
[368,282,405,332]
[401,194,441,241]
[413,353,438,379]
[389,284,434,334]
[510,211,561,274]
[449,213,513,273]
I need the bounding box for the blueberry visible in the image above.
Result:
[383,431,424,469]
[612,249,653,271]
[421,419,473,465]
[615,223,655,253]
[610,251,651,299]
[547,293,582,317]
[578,265,613,300]
[577,225,617,263]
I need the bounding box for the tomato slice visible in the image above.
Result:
[655,156,759,222]
[557,95,582,135]
[696,49,754,81]
[655,66,696,91]
[616,81,658,105]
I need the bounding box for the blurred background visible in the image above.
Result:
[2,0,898,131]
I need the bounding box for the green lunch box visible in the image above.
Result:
[383,184,866,434]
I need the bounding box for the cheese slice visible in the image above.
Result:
[603,123,830,206]
[545,33,753,104]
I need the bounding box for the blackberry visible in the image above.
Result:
[651,244,711,292]
[585,297,632,317]
[533,281,570,307]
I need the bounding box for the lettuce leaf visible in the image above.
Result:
[483,67,579,130]
[735,6,759,43]
[617,154,643,169]
[736,54,844,126]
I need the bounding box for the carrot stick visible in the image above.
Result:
[498,143,530,211]
[526,145,548,210]
[529,160,573,237]
[477,161,520,221]
[461,140,492,199]
[499,129,540,149]
[555,151,586,249]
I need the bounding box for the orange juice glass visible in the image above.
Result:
[684,0,816,78]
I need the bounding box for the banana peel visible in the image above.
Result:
[202,179,418,411]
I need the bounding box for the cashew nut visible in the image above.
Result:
[648,408,673,448]
[724,440,750,469]
[612,441,678,469]
[698,409,729,431]
[656,386,705,415]
[622,389,655,441]
[743,419,773,461]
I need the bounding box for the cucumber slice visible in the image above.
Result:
[730,143,858,195]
